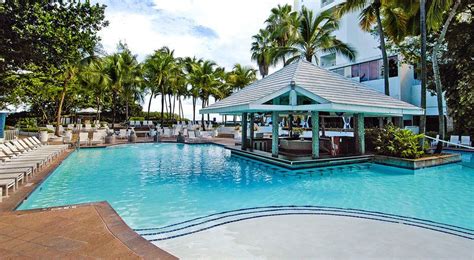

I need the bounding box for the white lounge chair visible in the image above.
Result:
[188,131,198,142]
[431,135,440,147]
[84,124,92,132]
[90,132,104,145]
[0,178,15,197]
[79,132,89,145]
[118,129,128,139]
[461,136,471,147]
[448,135,460,147]
[163,128,171,137]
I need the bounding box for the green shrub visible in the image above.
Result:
[129,116,145,121]
[20,127,54,133]
[373,124,427,159]
[16,118,37,129]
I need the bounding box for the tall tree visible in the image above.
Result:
[282,7,356,64]
[265,4,300,65]
[144,47,176,125]
[337,0,391,96]
[0,1,107,135]
[251,29,275,78]
[419,0,427,140]
[432,0,462,153]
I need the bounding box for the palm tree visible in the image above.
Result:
[281,7,357,65]
[78,57,110,122]
[251,29,275,78]
[144,47,176,125]
[419,0,427,140]
[337,0,391,95]
[431,0,462,153]
[182,56,203,124]
[102,53,125,128]
[227,64,257,91]
[119,47,142,122]
[265,4,299,65]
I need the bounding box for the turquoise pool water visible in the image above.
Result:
[18,143,474,230]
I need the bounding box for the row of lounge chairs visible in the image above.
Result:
[431,135,472,147]
[0,136,68,201]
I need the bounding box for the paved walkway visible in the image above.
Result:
[156,215,474,259]
[0,202,176,259]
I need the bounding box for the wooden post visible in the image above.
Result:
[241,112,248,150]
[355,113,365,154]
[249,113,255,151]
[311,111,319,159]
[271,111,279,157]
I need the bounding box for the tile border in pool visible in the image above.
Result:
[134,205,474,241]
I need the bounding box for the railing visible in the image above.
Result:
[4,129,19,141]
[424,135,474,150]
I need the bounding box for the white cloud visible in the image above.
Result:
[96,0,292,121]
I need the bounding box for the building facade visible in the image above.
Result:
[294,0,447,132]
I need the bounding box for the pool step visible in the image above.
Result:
[134,206,474,241]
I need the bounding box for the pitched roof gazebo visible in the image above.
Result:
[200,60,423,161]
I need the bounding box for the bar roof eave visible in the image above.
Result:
[199,102,424,116]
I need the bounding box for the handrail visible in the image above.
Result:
[424,135,474,150]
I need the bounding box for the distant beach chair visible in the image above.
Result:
[431,134,440,147]
[118,129,128,139]
[79,132,89,145]
[448,135,460,147]
[90,132,104,145]
[461,136,471,147]
[163,128,171,137]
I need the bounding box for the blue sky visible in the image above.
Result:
[95,0,291,119]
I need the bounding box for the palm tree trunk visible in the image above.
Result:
[55,72,74,136]
[96,97,101,122]
[419,0,427,140]
[206,99,210,123]
[374,1,390,96]
[201,98,206,130]
[168,94,172,120]
[125,100,129,123]
[147,90,154,120]
[112,91,117,129]
[433,0,461,153]
[55,82,68,136]
[160,91,165,126]
[192,97,196,124]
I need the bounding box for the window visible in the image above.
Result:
[369,60,381,80]
[321,53,336,68]
[351,64,359,78]
[359,62,369,82]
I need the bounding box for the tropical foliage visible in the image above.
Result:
[370,124,427,159]
[251,4,356,76]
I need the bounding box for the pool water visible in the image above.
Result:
[18,143,474,230]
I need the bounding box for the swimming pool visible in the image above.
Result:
[18,143,474,231]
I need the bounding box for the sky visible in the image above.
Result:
[95,0,292,121]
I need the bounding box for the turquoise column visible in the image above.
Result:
[271,111,279,157]
[356,113,365,154]
[249,113,255,151]
[311,111,319,159]
[241,112,248,150]
[0,112,7,140]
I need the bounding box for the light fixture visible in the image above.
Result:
[290,80,296,88]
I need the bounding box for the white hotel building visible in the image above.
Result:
[294,0,448,132]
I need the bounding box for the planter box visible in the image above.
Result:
[18,131,39,137]
[374,153,461,170]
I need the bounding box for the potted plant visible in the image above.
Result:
[128,128,137,143]
[292,127,304,139]
[105,131,115,144]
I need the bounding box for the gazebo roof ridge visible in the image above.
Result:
[200,59,423,116]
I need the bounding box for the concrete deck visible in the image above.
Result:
[156,215,474,259]
[0,202,176,259]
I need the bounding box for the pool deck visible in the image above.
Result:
[0,202,176,259]
[1,137,472,259]
[156,214,474,259]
